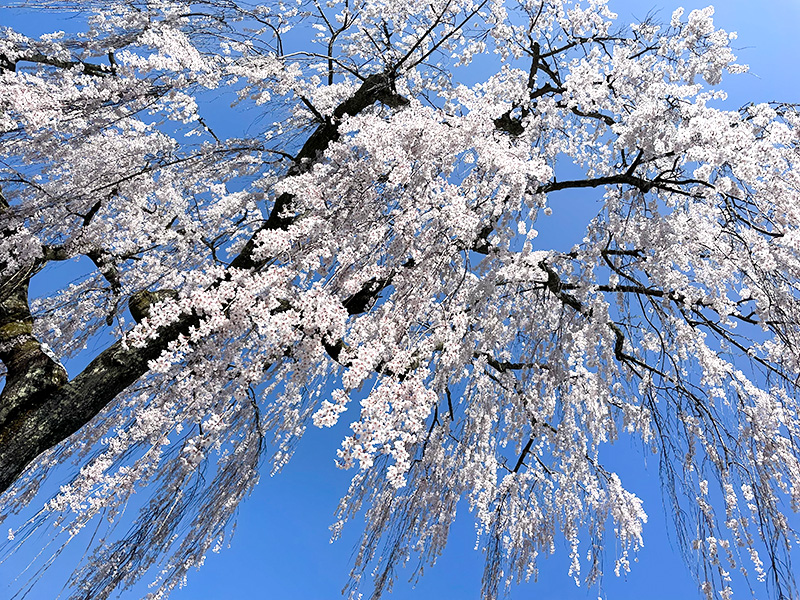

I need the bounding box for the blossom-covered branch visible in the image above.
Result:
[1,2,799,600]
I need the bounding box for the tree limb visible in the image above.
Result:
[0,69,410,496]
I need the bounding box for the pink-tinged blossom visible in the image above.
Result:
[0,2,799,600]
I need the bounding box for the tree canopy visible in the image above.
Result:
[1,1,799,598]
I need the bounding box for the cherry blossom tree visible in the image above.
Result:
[1,0,799,598]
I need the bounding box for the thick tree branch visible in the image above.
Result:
[0,279,67,428]
[230,71,409,271]
[0,69,410,496]
[0,315,192,493]
[7,52,114,76]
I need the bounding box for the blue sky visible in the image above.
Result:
[2,1,800,599]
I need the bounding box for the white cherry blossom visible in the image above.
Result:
[0,2,799,600]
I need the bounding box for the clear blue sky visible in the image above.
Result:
[2,2,800,599]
